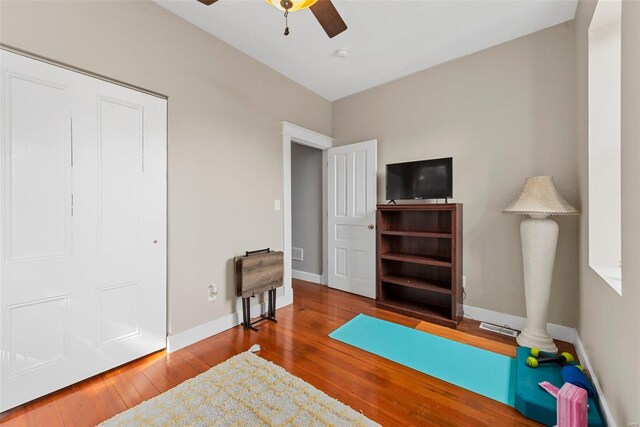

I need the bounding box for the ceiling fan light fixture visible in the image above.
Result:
[265,0,318,13]
[196,0,346,39]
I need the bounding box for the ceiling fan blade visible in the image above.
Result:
[196,0,218,5]
[310,0,347,38]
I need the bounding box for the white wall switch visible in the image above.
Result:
[274,199,281,211]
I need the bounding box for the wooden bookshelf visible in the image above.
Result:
[376,203,463,328]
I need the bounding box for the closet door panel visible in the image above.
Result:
[0,51,79,412]
[85,79,166,367]
[3,74,71,261]
[97,97,143,252]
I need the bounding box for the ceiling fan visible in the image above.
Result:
[196,0,348,38]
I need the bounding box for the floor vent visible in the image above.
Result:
[479,322,518,338]
[291,247,303,261]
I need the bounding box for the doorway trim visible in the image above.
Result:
[282,121,333,296]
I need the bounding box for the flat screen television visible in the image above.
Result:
[386,157,453,201]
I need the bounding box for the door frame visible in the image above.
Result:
[282,122,333,297]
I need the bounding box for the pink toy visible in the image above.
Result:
[539,381,560,399]
[557,383,588,427]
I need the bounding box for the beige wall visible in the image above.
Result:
[332,23,579,326]
[3,2,638,421]
[575,0,640,424]
[0,0,331,335]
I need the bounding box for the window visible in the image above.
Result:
[588,0,622,294]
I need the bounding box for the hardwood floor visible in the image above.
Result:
[0,280,574,426]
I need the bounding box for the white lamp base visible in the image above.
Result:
[516,328,558,353]
[516,216,559,354]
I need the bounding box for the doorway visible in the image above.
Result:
[282,122,378,300]
[291,143,324,284]
[281,122,332,298]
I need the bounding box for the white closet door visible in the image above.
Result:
[0,50,167,411]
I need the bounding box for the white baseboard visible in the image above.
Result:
[462,304,576,344]
[573,333,615,427]
[292,269,323,284]
[166,294,293,353]
[166,296,612,425]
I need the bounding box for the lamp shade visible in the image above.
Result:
[503,176,579,216]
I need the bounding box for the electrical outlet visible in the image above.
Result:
[208,285,217,301]
[274,199,281,211]
[463,275,467,288]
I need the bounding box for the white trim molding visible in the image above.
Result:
[166,298,613,424]
[282,121,334,147]
[573,333,615,427]
[292,269,323,284]
[282,121,333,300]
[167,294,293,353]
[463,304,576,343]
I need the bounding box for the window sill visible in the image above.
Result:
[590,265,622,295]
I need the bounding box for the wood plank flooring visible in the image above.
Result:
[0,280,575,426]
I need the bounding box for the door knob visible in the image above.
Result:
[368,224,375,230]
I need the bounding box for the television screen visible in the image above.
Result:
[386,157,453,201]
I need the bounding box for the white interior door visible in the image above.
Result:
[327,140,377,298]
[0,50,167,411]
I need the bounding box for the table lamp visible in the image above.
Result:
[504,176,579,352]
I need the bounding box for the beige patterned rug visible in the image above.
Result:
[100,351,378,426]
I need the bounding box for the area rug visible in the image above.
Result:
[100,351,378,427]
[329,314,516,406]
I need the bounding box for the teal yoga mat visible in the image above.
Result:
[329,314,516,406]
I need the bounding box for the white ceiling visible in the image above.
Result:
[155,0,578,101]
